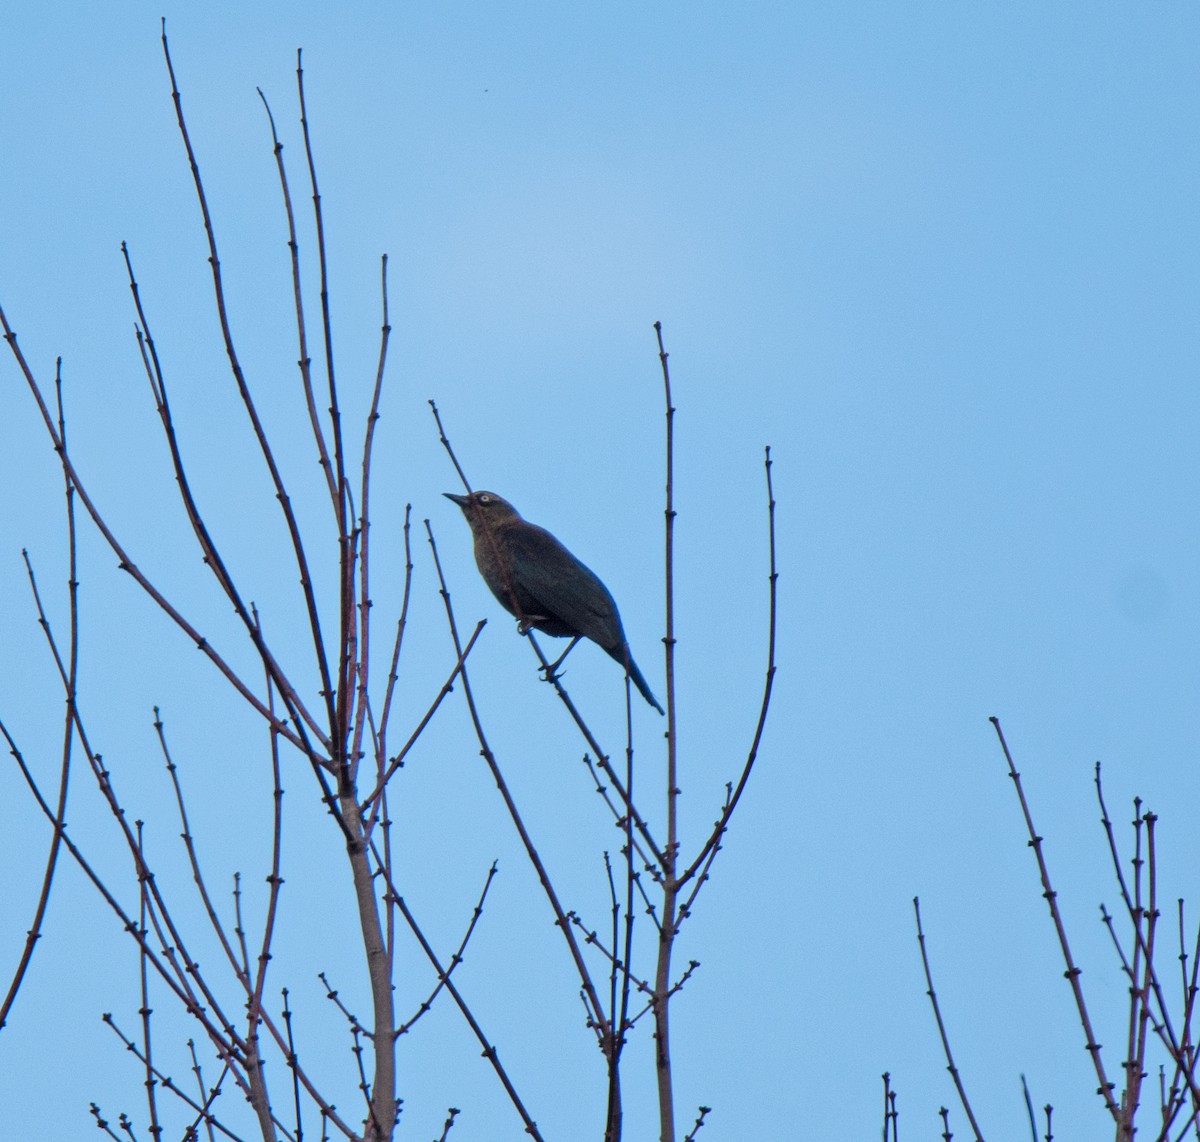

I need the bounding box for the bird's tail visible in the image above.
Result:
[617,644,665,716]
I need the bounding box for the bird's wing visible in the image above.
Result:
[504,524,624,650]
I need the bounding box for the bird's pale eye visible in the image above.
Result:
[479,494,491,504]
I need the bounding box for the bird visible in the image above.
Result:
[444,490,664,715]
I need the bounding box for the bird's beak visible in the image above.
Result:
[443,492,470,508]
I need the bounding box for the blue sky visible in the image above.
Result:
[2,4,1199,1139]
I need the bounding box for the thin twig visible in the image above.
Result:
[395,863,500,1037]
[880,1073,897,1142]
[682,1106,711,1142]
[350,254,393,791]
[281,991,306,1142]
[135,822,163,1141]
[359,621,486,819]
[578,752,661,885]
[373,504,413,763]
[255,85,338,510]
[1021,1074,1037,1142]
[293,49,357,792]
[0,360,75,1030]
[676,444,777,898]
[991,716,1119,1118]
[433,1108,460,1142]
[913,897,985,1142]
[565,910,653,997]
[651,320,679,1142]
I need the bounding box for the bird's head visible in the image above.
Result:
[443,490,522,531]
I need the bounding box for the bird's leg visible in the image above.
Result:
[540,635,582,679]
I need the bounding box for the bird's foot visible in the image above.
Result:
[540,635,581,680]
[516,614,552,637]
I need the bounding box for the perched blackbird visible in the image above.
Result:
[445,490,664,714]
